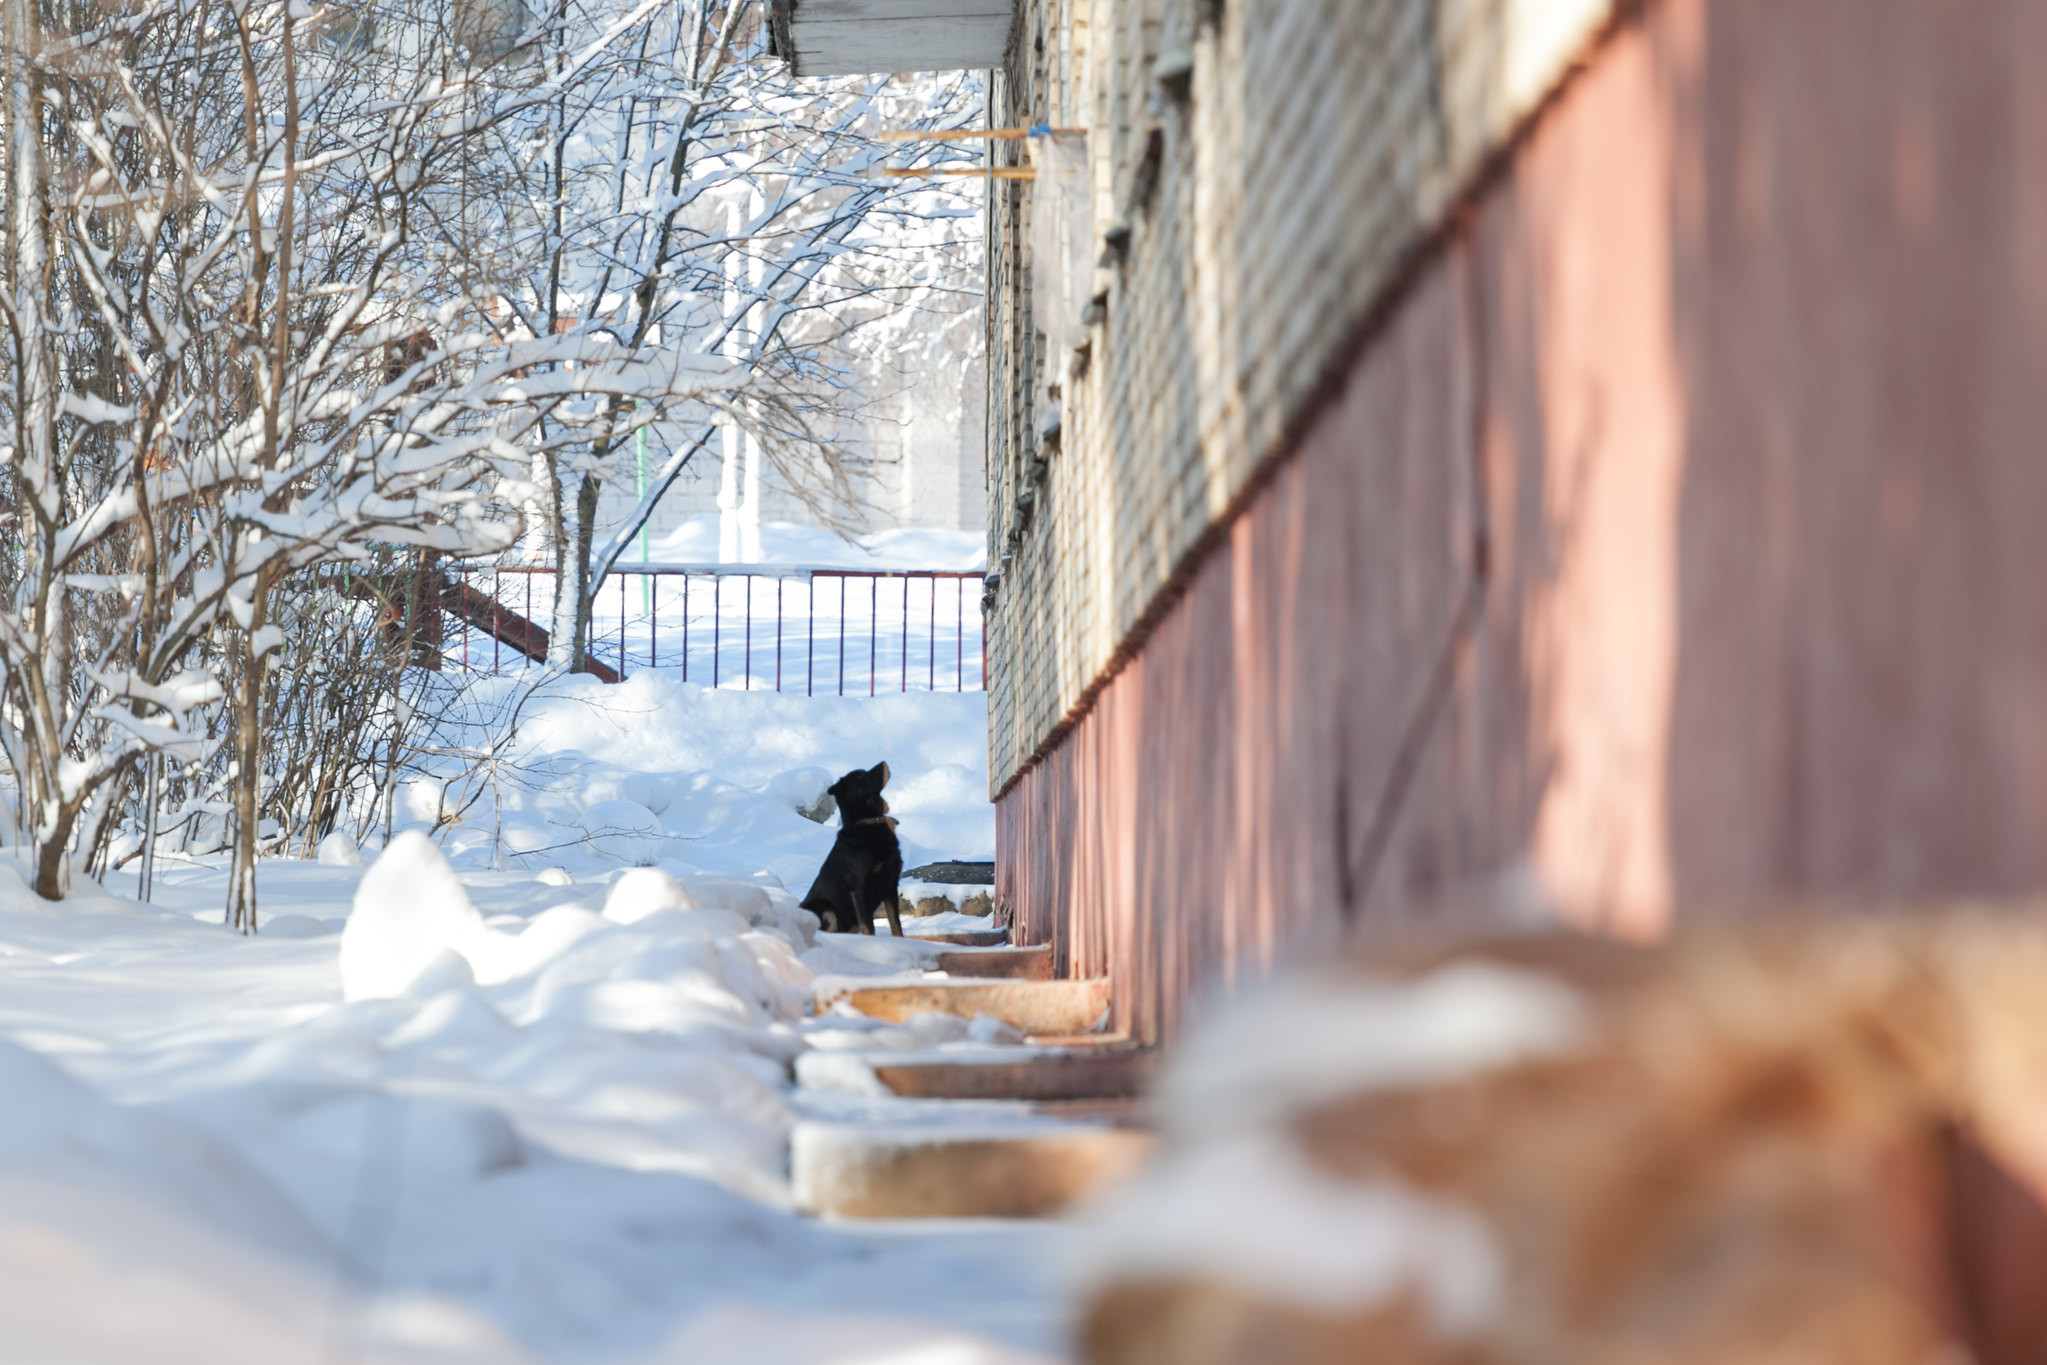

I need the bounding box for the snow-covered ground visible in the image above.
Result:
[401,670,994,887]
[0,679,1070,1364]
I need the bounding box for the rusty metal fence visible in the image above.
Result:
[443,564,988,694]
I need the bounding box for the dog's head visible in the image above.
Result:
[829,761,891,822]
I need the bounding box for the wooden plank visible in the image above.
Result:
[439,580,621,685]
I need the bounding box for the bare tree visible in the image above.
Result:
[0,0,746,916]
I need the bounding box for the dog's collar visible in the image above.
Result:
[849,815,896,828]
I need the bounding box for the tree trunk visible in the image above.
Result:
[379,562,423,848]
[227,590,270,934]
[570,471,601,672]
[12,0,64,902]
[542,450,576,670]
[139,752,160,902]
[228,7,296,936]
[33,805,74,901]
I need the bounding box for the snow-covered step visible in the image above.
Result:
[932,944,1052,980]
[816,977,1112,1038]
[792,1119,1154,1218]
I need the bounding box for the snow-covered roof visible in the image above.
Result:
[767,0,1012,77]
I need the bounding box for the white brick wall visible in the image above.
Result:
[985,0,1617,788]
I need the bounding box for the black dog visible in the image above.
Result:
[800,762,904,937]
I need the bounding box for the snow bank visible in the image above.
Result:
[318,830,366,866]
[341,835,816,1083]
[603,866,703,922]
[341,831,493,1000]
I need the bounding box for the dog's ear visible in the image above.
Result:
[870,760,890,787]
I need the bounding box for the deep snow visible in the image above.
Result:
[0,678,1067,1364]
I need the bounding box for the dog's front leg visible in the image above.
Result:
[825,883,865,935]
[842,875,876,935]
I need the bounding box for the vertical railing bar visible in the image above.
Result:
[928,576,936,692]
[744,575,753,691]
[838,576,846,697]
[713,574,721,689]
[775,577,784,692]
[651,572,659,670]
[682,573,690,682]
[868,575,877,697]
[901,575,909,693]
[806,573,815,697]
[620,570,627,679]
[956,576,963,692]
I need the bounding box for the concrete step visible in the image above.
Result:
[1032,1097,1154,1126]
[902,927,1009,947]
[816,977,1112,1038]
[792,1120,1154,1218]
[868,1048,1155,1102]
[1018,1032,1137,1049]
[932,944,1053,980]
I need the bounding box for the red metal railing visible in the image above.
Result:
[439,564,988,694]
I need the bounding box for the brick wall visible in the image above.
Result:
[995,0,2047,1040]
[984,0,1614,790]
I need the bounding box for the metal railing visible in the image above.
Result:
[444,563,988,694]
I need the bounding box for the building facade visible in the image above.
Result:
[979,0,2047,1042]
